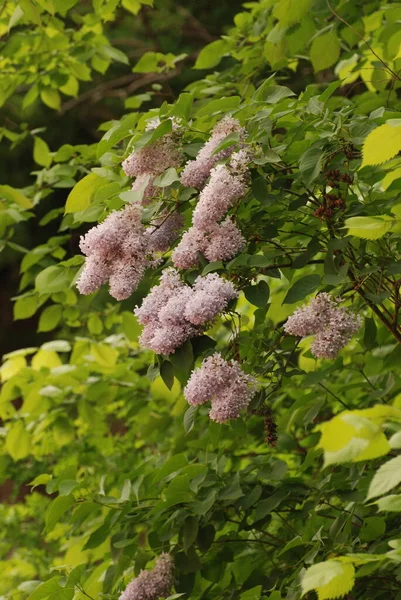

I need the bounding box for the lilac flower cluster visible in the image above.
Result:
[284,292,362,359]
[181,116,245,189]
[172,150,249,269]
[135,269,238,354]
[76,205,183,300]
[122,119,183,204]
[119,553,174,600]
[184,353,256,423]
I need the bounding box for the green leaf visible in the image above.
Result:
[301,561,355,599]
[14,295,39,320]
[194,40,228,69]
[133,51,162,73]
[182,516,199,552]
[376,494,401,511]
[65,173,105,214]
[153,167,179,187]
[33,137,52,168]
[87,314,103,335]
[273,0,312,26]
[240,586,262,600]
[197,96,241,118]
[160,360,175,390]
[310,31,340,72]
[6,421,31,461]
[253,84,295,104]
[345,216,394,240]
[299,146,324,186]
[122,312,141,342]
[360,517,386,542]
[317,411,390,466]
[367,455,401,500]
[184,406,197,435]
[0,184,33,209]
[91,343,118,367]
[28,576,62,600]
[40,88,61,111]
[99,45,129,65]
[46,495,74,530]
[244,280,270,308]
[171,93,193,121]
[38,305,62,332]
[35,266,70,294]
[8,6,24,30]
[283,275,321,304]
[361,123,401,167]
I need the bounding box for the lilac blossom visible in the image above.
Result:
[146,212,184,253]
[284,293,362,359]
[192,163,248,230]
[181,116,245,189]
[184,273,238,325]
[184,353,256,422]
[135,270,238,355]
[76,204,149,300]
[204,218,245,262]
[119,553,174,600]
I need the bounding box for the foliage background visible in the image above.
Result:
[2,0,401,599]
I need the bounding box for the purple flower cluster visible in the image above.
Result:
[76,205,183,300]
[284,292,362,359]
[172,150,248,269]
[184,353,256,423]
[135,269,238,354]
[181,116,245,189]
[119,553,174,600]
[122,120,183,204]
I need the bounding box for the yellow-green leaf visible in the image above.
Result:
[381,166,401,190]
[376,494,401,511]
[310,31,340,72]
[31,349,62,370]
[345,216,394,240]
[317,410,391,466]
[302,560,355,600]
[91,343,118,367]
[65,173,105,214]
[361,124,401,167]
[273,0,312,26]
[33,136,52,168]
[40,88,61,110]
[367,455,401,500]
[0,184,33,209]
[194,40,228,70]
[0,356,27,382]
[6,421,31,461]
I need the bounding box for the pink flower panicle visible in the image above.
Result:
[284,293,362,358]
[192,163,248,230]
[181,116,245,189]
[76,204,149,300]
[184,353,256,423]
[284,293,338,337]
[119,553,174,600]
[172,217,245,269]
[135,270,238,355]
[204,217,246,262]
[146,212,185,253]
[173,142,249,269]
[134,267,184,325]
[122,120,183,205]
[122,134,182,179]
[171,227,207,269]
[184,273,237,325]
[77,206,183,301]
